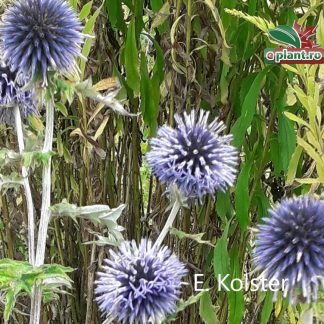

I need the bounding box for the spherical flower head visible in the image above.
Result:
[0,66,37,125]
[95,238,187,324]
[0,0,84,84]
[255,196,324,303]
[146,110,238,200]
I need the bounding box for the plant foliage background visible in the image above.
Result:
[1,0,324,323]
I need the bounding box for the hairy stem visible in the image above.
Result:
[301,308,313,324]
[14,105,35,265]
[30,99,54,324]
[153,199,181,249]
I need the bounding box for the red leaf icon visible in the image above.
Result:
[293,22,318,48]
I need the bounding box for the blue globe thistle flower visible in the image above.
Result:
[146,110,238,200]
[255,196,324,303]
[0,66,37,125]
[95,238,187,323]
[0,0,84,83]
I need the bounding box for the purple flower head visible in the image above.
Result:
[95,238,187,324]
[0,0,84,83]
[0,66,37,125]
[255,196,324,303]
[146,110,238,200]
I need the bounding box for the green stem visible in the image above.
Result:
[14,105,35,265]
[153,199,181,248]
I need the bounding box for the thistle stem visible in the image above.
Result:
[14,105,35,265]
[30,98,54,324]
[35,99,54,266]
[153,199,181,249]
[301,308,313,324]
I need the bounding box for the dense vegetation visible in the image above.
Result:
[1,0,324,323]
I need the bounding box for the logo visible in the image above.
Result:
[264,22,324,64]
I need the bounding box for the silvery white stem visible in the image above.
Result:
[30,99,54,324]
[301,308,313,324]
[153,199,181,249]
[14,105,35,265]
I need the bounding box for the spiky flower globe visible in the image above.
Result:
[95,238,187,324]
[0,0,84,83]
[146,110,238,200]
[0,66,37,125]
[255,196,324,303]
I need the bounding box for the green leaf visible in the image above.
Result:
[0,259,73,321]
[0,173,23,192]
[140,53,156,134]
[297,136,324,181]
[55,102,68,117]
[4,288,15,321]
[151,2,170,29]
[270,136,281,177]
[213,222,230,280]
[284,111,310,128]
[199,291,218,324]
[79,1,93,21]
[225,9,275,33]
[170,227,214,247]
[317,11,324,48]
[278,109,296,173]
[261,291,273,324]
[216,191,232,222]
[125,19,140,94]
[228,251,244,324]
[287,146,303,185]
[50,200,125,244]
[164,291,205,322]
[232,67,270,147]
[268,26,301,48]
[80,4,103,76]
[105,0,126,34]
[151,0,163,12]
[235,160,252,231]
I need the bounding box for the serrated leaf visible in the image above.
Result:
[199,291,218,324]
[225,9,275,33]
[50,201,125,243]
[164,291,205,322]
[0,259,73,321]
[170,228,214,247]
